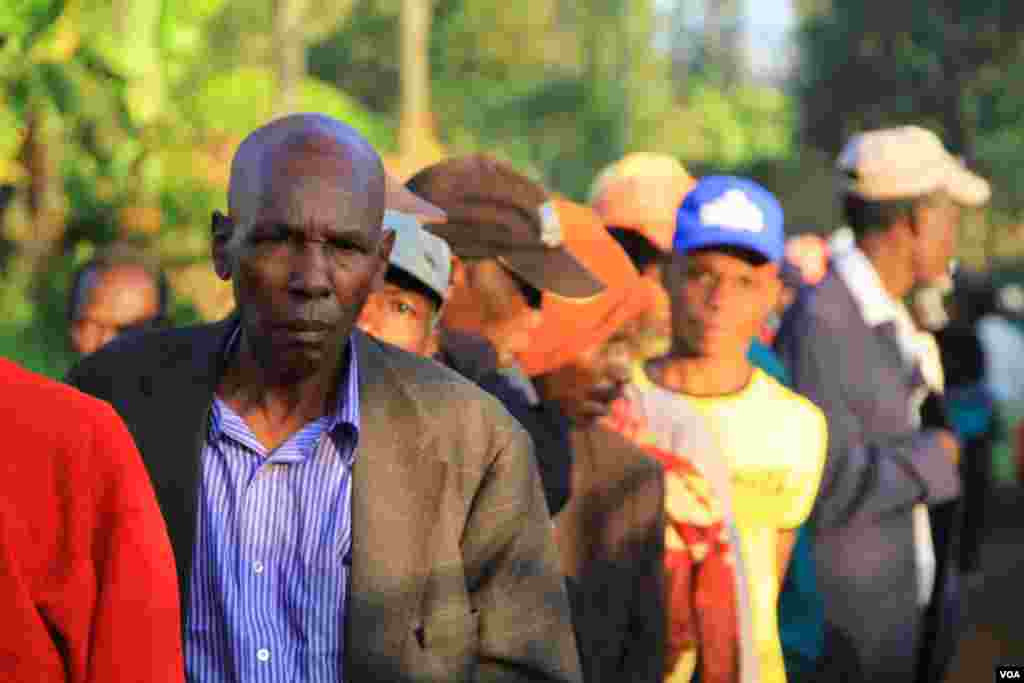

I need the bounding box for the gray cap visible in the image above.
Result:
[383,210,452,303]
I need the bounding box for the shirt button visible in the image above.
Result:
[253,561,264,575]
[256,648,270,663]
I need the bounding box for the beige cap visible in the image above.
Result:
[837,126,990,207]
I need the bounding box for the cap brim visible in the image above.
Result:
[676,231,781,264]
[945,164,991,207]
[385,173,447,223]
[500,248,605,299]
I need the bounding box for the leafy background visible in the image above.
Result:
[3,0,1024,378]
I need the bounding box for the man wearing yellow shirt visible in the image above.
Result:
[642,176,827,683]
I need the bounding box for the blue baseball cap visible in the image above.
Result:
[673,175,785,263]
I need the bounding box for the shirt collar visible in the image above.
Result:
[213,321,361,446]
[832,238,939,379]
[832,238,901,328]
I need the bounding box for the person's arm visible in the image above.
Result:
[85,401,184,683]
[776,529,798,590]
[775,311,960,530]
[462,414,582,683]
[477,371,573,517]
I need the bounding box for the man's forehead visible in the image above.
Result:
[261,133,364,180]
[228,116,385,220]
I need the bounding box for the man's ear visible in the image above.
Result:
[211,211,235,281]
[371,229,396,291]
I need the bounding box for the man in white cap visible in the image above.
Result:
[358,210,452,357]
[775,126,990,683]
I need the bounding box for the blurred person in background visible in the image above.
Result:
[407,155,606,518]
[641,176,826,683]
[68,242,169,356]
[357,210,451,357]
[775,126,986,683]
[977,282,1024,406]
[517,199,666,683]
[590,153,696,367]
[0,357,184,682]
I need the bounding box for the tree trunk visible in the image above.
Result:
[273,0,308,117]
[20,106,64,270]
[398,0,433,167]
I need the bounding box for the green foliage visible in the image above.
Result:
[194,66,393,150]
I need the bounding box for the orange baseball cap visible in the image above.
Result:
[517,199,655,377]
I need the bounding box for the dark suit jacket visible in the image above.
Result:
[67,317,582,683]
[553,424,666,683]
[774,270,961,683]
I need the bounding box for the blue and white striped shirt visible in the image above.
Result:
[186,328,360,683]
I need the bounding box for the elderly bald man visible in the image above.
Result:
[67,113,582,683]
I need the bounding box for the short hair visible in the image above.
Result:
[608,227,664,272]
[842,190,947,239]
[68,243,169,324]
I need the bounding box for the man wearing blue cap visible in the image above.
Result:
[640,176,827,683]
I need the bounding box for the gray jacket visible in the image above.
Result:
[774,269,960,682]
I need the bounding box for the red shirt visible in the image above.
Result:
[604,395,741,683]
[0,359,184,682]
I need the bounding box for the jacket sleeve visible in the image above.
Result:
[463,414,583,683]
[85,400,185,683]
[477,372,573,518]
[775,310,960,530]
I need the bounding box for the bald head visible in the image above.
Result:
[226,113,387,239]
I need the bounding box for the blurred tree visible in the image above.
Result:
[797,0,1024,161]
[272,0,308,115]
[698,0,744,84]
[796,0,1024,265]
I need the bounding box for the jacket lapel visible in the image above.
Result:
[140,316,236,610]
[346,332,447,665]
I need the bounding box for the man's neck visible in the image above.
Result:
[649,350,754,398]
[218,334,345,449]
[857,234,913,302]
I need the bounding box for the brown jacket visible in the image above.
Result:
[67,318,582,683]
[554,424,666,683]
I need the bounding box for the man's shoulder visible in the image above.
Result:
[69,319,225,379]
[626,380,711,438]
[364,334,522,433]
[786,270,858,329]
[750,371,828,446]
[586,424,664,483]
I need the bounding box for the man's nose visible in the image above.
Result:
[289,244,332,298]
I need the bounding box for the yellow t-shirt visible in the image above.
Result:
[684,368,827,683]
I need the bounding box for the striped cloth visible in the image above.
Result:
[185,330,360,683]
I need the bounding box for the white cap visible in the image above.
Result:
[383,210,452,303]
[837,126,991,207]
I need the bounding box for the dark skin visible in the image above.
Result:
[70,264,161,356]
[651,247,799,583]
[534,319,638,426]
[212,122,395,452]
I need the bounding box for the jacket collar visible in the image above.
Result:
[146,317,447,663]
